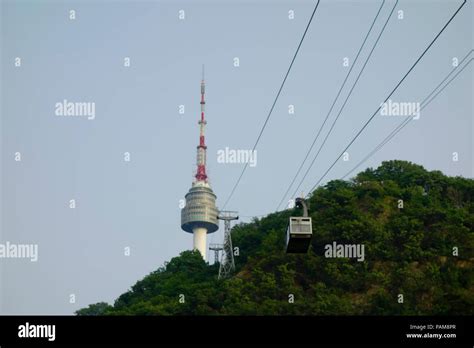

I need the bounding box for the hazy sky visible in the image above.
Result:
[1,0,472,314]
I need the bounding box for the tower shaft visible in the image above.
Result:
[193,227,207,260]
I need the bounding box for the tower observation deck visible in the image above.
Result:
[180,67,219,261]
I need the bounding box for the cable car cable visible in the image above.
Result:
[305,0,467,197]
[222,0,322,210]
[341,54,473,180]
[287,0,399,206]
[275,0,387,211]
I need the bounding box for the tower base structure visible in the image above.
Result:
[193,227,208,261]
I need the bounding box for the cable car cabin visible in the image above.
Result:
[285,216,312,253]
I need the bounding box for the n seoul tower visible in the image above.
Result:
[181,67,219,261]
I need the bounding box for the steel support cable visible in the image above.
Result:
[341,53,473,179]
[305,0,467,197]
[222,1,321,209]
[275,0,387,210]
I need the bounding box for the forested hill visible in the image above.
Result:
[77,160,474,315]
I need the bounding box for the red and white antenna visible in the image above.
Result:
[195,64,208,182]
